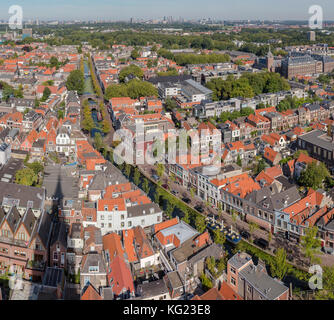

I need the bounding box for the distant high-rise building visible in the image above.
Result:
[307,31,316,41]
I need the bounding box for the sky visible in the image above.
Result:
[1,0,334,21]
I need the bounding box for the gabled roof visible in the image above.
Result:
[21,208,37,237]
[192,287,224,300]
[103,232,125,264]
[283,188,324,221]
[5,206,21,234]
[263,147,279,163]
[81,283,102,300]
[107,256,134,297]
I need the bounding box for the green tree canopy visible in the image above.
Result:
[105,79,158,100]
[133,167,141,185]
[195,215,206,233]
[119,65,144,82]
[270,248,288,280]
[27,162,44,175]
[200,273,213,291]
[66,70,85,95]
[213,229,226,246]
[316,266,334,300]
[300,226,322,264]
[49,56,59,68]
[206,72,290,101]
[41,87,51,102]
[142,178,150,194]
[0,81,14,101]
[299,162,330,190]
[15,168,38,186]
[131,49,140,60]
[93,132,104,151]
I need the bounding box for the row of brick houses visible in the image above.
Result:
[0,182,53,282]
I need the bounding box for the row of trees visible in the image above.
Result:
[157,49,230,65]
[45,28,238,51]
[206,72,290,101]
[99,102,111,134]
[88,55,103,96]
[113,160,208,234]
[157,68,179,77]
[82,101,95,132]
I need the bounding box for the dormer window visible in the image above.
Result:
[88,266,99,273]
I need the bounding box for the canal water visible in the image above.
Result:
[84,60,94,95]
[88,99,104,138]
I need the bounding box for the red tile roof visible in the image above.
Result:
[102,232,125,262]
[192,287,224,300]
[81,283,102,300]
[284,189,325,223]
[107,256,134,297]
[263,147,279,163]
[219,281,243,300]
[296,153,317,165]
[98,198,126,212]
[154,217,179,234]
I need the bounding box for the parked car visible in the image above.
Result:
[182,197,191,204]
[241,230,250,240]
[195,205,204,213]
[254,238,269,250]
[162,184,169,189]
[171,190,179,196]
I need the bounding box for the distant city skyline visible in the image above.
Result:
[0,0,334,22]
